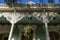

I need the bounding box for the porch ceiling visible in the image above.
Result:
[0,16,60,25]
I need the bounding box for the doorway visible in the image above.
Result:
[0,34,8,40]
[49,31,60,40]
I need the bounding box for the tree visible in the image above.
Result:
[48,0,54,3]
[39,0,44,3]
[4,0,21,5]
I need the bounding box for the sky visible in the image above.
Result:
[0,0,60,4]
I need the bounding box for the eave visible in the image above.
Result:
[0,4,60,12]
[0,8,60,12]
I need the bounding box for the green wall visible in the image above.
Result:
[12,25,19,40]
[12,25,46,40]
[35,25,46,40]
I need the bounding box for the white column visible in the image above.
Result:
[8,24,14,40]
[45,23,50,40]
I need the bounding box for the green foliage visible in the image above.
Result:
[4,0,22,5]
[21,25,36,40]
[22,25,33,35]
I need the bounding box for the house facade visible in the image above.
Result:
[0,0,60,40]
